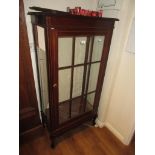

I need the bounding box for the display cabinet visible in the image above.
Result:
[28,7,118,147]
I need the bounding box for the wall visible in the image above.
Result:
[96,0,135,145]
[105,48,135,145]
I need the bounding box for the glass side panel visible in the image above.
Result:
[91,36,105,62]
[58,37,73,67]
[38,60,49,109]
[37,26,46,51]
[58,69,71,102]
[72,66,84,98]
[37,26,50,125]
[58,68,71,124]
[74,37,87,65]
[71,97,82,119]
[88,63,100,92]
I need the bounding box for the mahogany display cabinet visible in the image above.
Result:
[28,7,118,147]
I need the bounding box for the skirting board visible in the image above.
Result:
[95,118,105,128]
[105,122,125,144]
[95,118,133,145]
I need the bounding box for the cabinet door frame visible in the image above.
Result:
[45,28,114,129]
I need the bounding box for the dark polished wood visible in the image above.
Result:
[59,60,101,70]
[19,0,42,142]
[28,7,118,31]
[20,126,134,155]
[29,7,118,147]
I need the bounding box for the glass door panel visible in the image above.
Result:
[74,37,87,65]
[59,101,70,124]
[58,69,71,102]
[88,63,100,92]
[58,69,71,123]
[58,37,73,67]
[72,66,84,98]
[91,36,105,62]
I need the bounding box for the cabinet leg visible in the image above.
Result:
[92,116,96,126]
[51,141,55,148]
[41,111,46,128]
[50,136,56,148]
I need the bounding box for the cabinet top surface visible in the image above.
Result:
[28,6,119,22]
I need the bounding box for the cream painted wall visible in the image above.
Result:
[105,51,135,145]
[97,0,123,18]
[96,0,135,145]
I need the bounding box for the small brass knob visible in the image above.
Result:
[53,83,57,88]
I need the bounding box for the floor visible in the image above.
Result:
[20,125,135,155]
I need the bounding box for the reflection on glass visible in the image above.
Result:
[91,36,105,62]
[74,37,87,64]
[59,101,69,124]
[88,63,100,92]
[58,37,73,67]
[38,59,49,111]
[59,69,71,102]
[72,66,84,98]
[79,93,95,113]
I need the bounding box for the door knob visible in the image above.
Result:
[53,83,57,88]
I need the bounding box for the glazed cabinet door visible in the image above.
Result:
[57,33,105,125]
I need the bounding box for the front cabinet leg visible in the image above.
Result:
[50,136,56,148]
[92,115,97,126]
